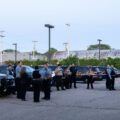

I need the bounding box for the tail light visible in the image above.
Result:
[104,71,106,74]
[93,72,97,74]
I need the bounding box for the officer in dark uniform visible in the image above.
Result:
[87,68,94,89]
[64,66,72,89]
[111,65,116,90]
[106,65,112,90]
[20,67,30,101]
[40,63,52,100]
[32,66,42,102]
[70,64,77,88]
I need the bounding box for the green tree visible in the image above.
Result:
[45,48,57,55]
[87,44,111,50]
[32,51,41,55]
[3,49,16,52]
[60,56,79,65]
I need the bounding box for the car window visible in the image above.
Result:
[25,66,34,73]
[77,67,89,73]
[0,66,8,74]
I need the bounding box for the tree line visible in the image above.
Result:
[5,56,120,70]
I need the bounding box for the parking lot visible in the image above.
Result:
[1,78,120,120]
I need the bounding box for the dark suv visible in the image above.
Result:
[91,66,104,81]
[76,66,89,82]
[0,65,15,96]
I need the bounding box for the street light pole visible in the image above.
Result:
[45,24,54,64]
[98,39,102,64]
[32,41,38,60]
[66,24,70,57]
[13,43,17,63]
[63,43,68,52]
[0,31,5,64]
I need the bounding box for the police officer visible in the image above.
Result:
[32,66,42,102]
[7,65,14,76]
[64,66,72,89]
[40,63,52,100]
[106,65,112,90]
[15,61,22,99]
[20,67,30,101]
[111,65,116,90]
[70,64,77,88]
[7,65,16,94]
[87,68,94,89]
[55,64,65,91]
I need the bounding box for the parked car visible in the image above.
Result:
[112,68,120,78]
[76,66,89,82]
[76,66,104,82]
[97,66,107,79]
[0,65,15,96]
[91,66,104,81]
[98,66,120,78]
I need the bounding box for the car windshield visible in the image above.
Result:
[98,67,106,72]
[24,66,34,73]
[92,67,100,72]
[48,66,57,71]
[77,67,89,73]
[0,66,8,74]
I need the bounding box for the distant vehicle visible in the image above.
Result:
[98,66,120,78]
[76,66,104,82]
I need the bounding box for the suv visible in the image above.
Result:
[76,66,89,82]
[91,66,104,81]
[0,65,15,96]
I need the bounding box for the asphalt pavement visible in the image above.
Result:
[1,79,120,120]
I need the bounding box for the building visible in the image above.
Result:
[2,52,47,62]
[51,50,120,61]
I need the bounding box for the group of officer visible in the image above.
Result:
[6,61,117,103]
[7,62,78,102]
[54,63,77,91]
[7,62,52,102]
[105,65,116,90]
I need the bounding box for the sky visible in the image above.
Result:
[0,0,120,53]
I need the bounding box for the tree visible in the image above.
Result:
[60,56,79,65]
[87,44,111,50]
[32,51,41,55]
[3,49,16,52]
[45,48,58,55]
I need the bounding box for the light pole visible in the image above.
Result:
[13,43,17,63]
[32,41,38,60]
[45,24,54,64]
[63,42,68,52]
[98,39,102,64]
[0,31,5,64]
[66,24,70,57]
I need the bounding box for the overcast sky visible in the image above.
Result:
[0,0,120,53]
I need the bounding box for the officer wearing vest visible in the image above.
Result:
[55,64,65,91]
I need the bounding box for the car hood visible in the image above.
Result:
[0,73,14,79]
